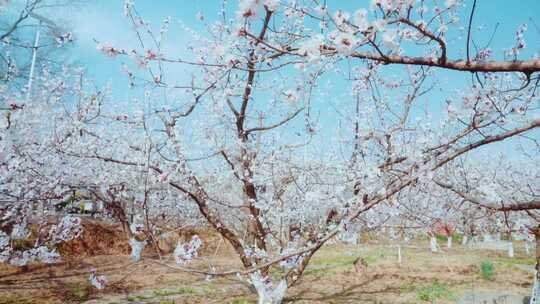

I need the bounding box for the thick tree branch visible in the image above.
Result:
[434,180,540,211]
[348,51,540,73]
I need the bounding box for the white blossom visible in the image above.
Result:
[264,0,280,11]
[283,89,298,104]
[334,31,358,55]
[382,29,398,52]
[238,0,263,19]
[444,0,457,8]
[353,9,369,31]
[174,235,202,265]
[333,10,350,26]
[89,269,108,290]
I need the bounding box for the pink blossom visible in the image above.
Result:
[97,42,122,58]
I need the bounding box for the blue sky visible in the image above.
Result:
[8,0,537,161]
[64,0,540,90]
[64,1,539,161]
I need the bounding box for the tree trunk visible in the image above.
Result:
[251,273,287,304]
[532,271,540,304]
[462,235,468,246]
[526,242,531,255]
[530,227,540,304]
[447,236,452,249]
[128,238,146,262]
[430,236,438,253]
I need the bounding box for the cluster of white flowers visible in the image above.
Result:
[297,34,324,61]
[49,216,83,244]
[278,244,304,269]
[333,10,350,26]
[282,89,299,104]
[507,24,527,58]
[3,245,61,266]
[158,172,169,182]
[382,29,398,52]
[371,0,415,14]
[0,215,83,266]
[337,230,359,245]
[244,245,268,261]
[474,48,492,61]
[89,268,108,290]
[333,31,358,55]
[32,246,62,264]
[353,9,369,31]
[237,0,280,19]
[444,0,458,8]
[97,42,123,58]
[10,221,29,240]
[237,0,262,19]
[130,218,145,235]
[264,0,280,12]
[55,32,73,46]
[173,235,202,265]
[0,232,12,263]
[123,0,134,16]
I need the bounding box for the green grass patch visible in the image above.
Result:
[363,254,379,265]
[435,234,447,242]
[496,256,535,267]
[479,261,494,280]
[304,253,360,276]
[416,281,454,302]
[312,253,358,268]
[452,233,463,244]
[304,248,389,277]
[303,266,337,277]
[153,287,196,297]
[127,294,155,301]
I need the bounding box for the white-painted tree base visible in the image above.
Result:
[447,236,452,249]
[128,238,146,262]
[530,270,540,304]
[508,242,514,258]
[251,273,287,304]
[430,237,438,253]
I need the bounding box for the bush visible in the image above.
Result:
[416,281,453,302]
[480,261,494,280]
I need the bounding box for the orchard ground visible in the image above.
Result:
[0,221,533,304]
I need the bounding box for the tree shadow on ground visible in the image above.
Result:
[285,273,405,303]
